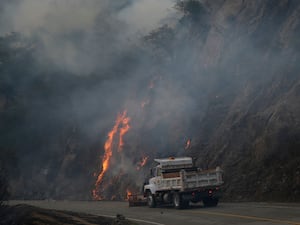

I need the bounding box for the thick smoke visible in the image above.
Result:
[1,0,299,200]
[0,0,190,199]
[0,0,176,75]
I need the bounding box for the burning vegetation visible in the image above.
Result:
[93,111,131,200]
[0,0,299,202]
[92,108,151,200]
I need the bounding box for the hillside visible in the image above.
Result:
[0,0,299,202]
[188,0,300,201]
[135,0,300,201]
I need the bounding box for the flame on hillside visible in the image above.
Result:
[118,115,130,152]
[126,189,132,200]
[92,110,130,200]
[136,156,149,170]
[185,138,191,150]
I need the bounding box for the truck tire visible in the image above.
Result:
[203,197,219,207]
[173,192,188,209]
[147,192,156,208]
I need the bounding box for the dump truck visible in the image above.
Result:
[142,157,223,209]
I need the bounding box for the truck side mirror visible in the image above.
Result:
[150,168,153,177]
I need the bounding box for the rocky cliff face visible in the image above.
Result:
[187,0,300,201]
[0,0,299,201]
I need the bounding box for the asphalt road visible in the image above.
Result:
[10,200,300,225]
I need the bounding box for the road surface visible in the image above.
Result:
[10,200,300,225]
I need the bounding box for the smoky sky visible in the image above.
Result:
[1,0,289,154]
[1,0,297,158]
[2,0,299,200]
[0,0,194,190]
[0,0,187,148]
[0,0,176,75]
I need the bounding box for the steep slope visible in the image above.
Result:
[0,0,299,201]
[188,0,300,201]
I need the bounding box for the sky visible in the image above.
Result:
[0,0,177,74]
[0,0,192,199]
[1,0,299,200]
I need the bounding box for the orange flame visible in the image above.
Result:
[93,110,130,200]
[126,189,132,200]
[118,112,130,152]
[185,139,191,150]
[136,156,149,170]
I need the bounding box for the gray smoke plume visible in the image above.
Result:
[0,0,176,75]
[1,0,299,201]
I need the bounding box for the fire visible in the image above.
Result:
[92,110,130,200]
[118,112,130,152]
[136,156,149,170]
[126,189,132,200]
[185,138,191,150]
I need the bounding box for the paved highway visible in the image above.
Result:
[10,200,300,225]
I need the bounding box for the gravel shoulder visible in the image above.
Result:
[0,204,136,225]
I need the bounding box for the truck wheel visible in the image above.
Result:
[173,192,184,209]
[147,192,156,208]
[203,197,219,207]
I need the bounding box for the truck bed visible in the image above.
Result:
[157,167,223,192]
